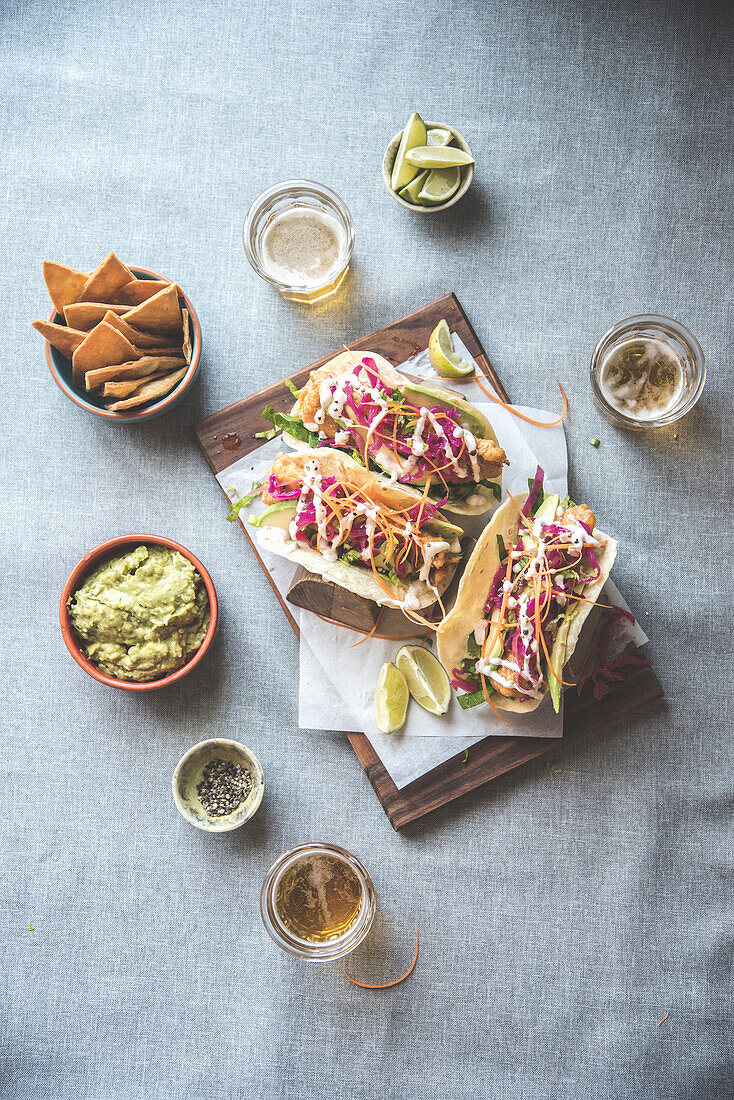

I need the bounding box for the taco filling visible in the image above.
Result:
[437,468,617,713]
[253,452,464,614]
[272,353,508,513]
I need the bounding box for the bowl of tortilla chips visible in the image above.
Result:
[34,253,201,421]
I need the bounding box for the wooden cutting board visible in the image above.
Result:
[192,293,663,830]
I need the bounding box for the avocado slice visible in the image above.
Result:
[254,501,296,530]
[425,516,464,540]
[401,382,488,437]
[534,492,559,523]
[547,615,571,713]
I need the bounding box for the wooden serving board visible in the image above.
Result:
[193,293,663,830]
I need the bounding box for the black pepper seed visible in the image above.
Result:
[197,757,253,817]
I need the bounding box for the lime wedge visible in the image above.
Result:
[428,319,474,378]
[405,146,474,169]
[427,127,453,147]
[375,661,409,734]
[390,112,427,192]
[398,170,430,205]
[395,645,451,716]
[417,167,461,207]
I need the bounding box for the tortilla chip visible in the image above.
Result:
[113,279,169,306]
[32,320,87,358]
[72,322,142,386]
[121,283,182,334]
[42,261,88,312]
[102,371,169,398]
[104,368,187,411]
[85,356,186,390]
[182,309,192,364]
[64,302,130,330]
[79,252,135,303]
[102,311,181,351]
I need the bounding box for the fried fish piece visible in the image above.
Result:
[297,367,339,435]
[485,663,525,700]
[563,504,596,531]
[474,437,509,479]
[261,453,312,504]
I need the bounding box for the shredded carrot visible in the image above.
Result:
[343,930,419,989]
[562,593,612,609]
[479,670,512,722]
[314,613,429,641]
[415,475,432,528]
[368,540,403,603]
[473,375,568,427]
[482,549,515,664]
[657,1011,669,1026]
[534,573,574,687]
[350,608,385,648]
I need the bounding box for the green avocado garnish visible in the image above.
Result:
[401,383,488,437]
[253,501,295,530]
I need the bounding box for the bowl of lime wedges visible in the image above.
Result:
[382,113,475,212]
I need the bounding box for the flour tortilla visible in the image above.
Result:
[282,350,502,516]
[255,449,463,609]
[436,493,618,712]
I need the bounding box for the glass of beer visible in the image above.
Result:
[590,314,705,430]
[260,843,376,961]
[243,181,354,303]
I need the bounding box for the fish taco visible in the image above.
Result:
[436,468,617,713]
[251,450,465,613]
[262,351,508,515]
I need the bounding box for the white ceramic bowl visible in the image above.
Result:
[382,122,475,212]
[172,739,264,832]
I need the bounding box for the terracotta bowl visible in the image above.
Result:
[45,265,201,421]
[59,534,218,691]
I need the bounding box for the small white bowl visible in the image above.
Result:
[172,738,264,832]
[382,121,475,212]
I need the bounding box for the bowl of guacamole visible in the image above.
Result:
[60,536,218,689]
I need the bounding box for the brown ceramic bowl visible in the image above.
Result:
[45,265,202,421]
[59,534,218,691]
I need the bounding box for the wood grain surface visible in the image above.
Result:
[286,565,379,632]
[192,293,663,830]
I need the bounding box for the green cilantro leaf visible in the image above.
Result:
[458,689,486,710]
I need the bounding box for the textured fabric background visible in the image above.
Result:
[1,1,732,1098]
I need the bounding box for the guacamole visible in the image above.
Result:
[68,545,210,682]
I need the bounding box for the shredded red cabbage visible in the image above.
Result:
[321,365,480,486]
[592,653,651,700]
[266,474,301,500]
[450,669,480,692]
[522,465,545,516]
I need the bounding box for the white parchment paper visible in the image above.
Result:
[216,337,647,787]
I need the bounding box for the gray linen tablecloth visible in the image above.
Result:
[1,1,732,1097]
